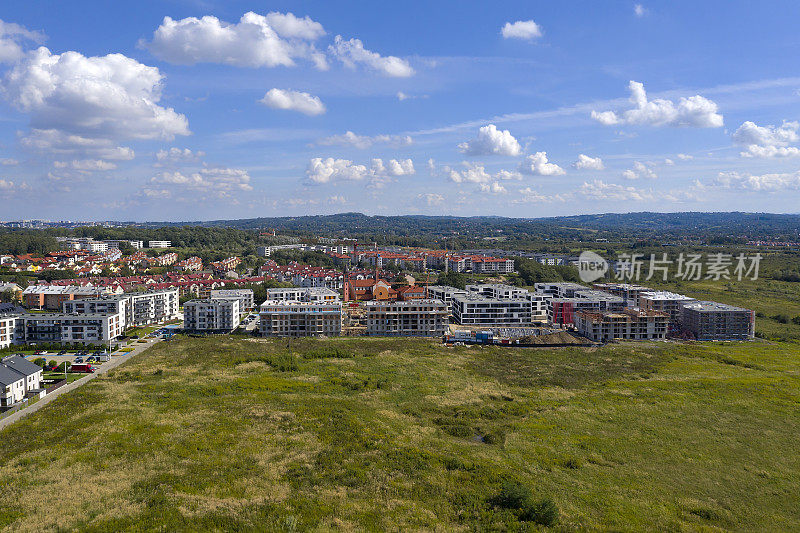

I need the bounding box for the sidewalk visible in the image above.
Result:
[0,338,161,432]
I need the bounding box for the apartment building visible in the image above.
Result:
[211,256,241,275]
[526,293,550,323]
[259,300,342,337]
[175,256,203,271]
[17,310,125,345]
[22,285,111,310]
[210,289,255,311]
[534,282,588,298]
[593,283,654,307]
[63,295,130,329]
[0,315,17,349]
[575,309,669,342]
[366,299,448,337]
[128,288,180,327]
[183,298,240,333]
[265,287,340,303]
[256,244,307,257]
[147,241,171,248]
[425,285,468,313]
[637,291,696,324]
[680,301,755,341]
[470,257,515,274]
[152,252,178,266]
[451,293,532,326]
[0,355,43,407]
[467,283,528,299]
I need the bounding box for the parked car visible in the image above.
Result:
[74,357,84,364]
[69,363,95,373]
[58,350,67,355]
[86,356,97,362]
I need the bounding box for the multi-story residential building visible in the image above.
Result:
[152,252,178,266]
[183,298,240,333]
[147,241,172,248]
[0,282,23,303]
[22,285,110,310]
[0,355,43,407]
[467,283,529,300]
[175,256,203,271]
[637,291,696,324]
[256,244,307,257]
[210,256,241,275]
[547,294,625,326]
[0,315,18,349]
[470,256,515,274]
[526,293,550,323]
[102,239,144,250]
[680,301,755,341]
[366,299,448,337]
[17,311,125,345]
[63,295,130,329]
[210,289,255,311]
[593,283,654,307]
[425,285,468,313]
[534,282,588,299]
[451,293,533,326]
[265,287,340,303]
[259,300,342,337]
[128,288,179,327]
[575,309,670,342]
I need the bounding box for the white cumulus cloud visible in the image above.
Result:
[328,35,414,77]
[148,166,253,199]
[155,147,205,165]
[713,170,800,191]
[634,4,647,17]
[501,20,543,40]
[2,47,189,158]
[305,157,415,185]
[518,152,565,176]
[141,12,327,69]
[0,19,45,63]
[621,161,657,180]
[418,193,444,206]
[591,80,723,128]
[54,159,116,171]
[732,120,800,158]
[573,154,605,170]
[479,182,507,194]
[458,124,521,156]
[317,131,412,149]
[259,88,325,115]
[579,179,654,201]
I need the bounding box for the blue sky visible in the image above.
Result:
[1,0,800,221]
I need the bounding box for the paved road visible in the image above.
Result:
[0,339,161,432]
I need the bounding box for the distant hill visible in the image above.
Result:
[174,212,800,240]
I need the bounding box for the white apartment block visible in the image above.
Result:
[256,244,307,257]
[0,315,18,349]
[265,287,340,303]
[467,283,528,300]
[526,293,550,322]
[637,291,696,323]
[259,300,342,337]
[534,282,588,298]
[128,288,180,327]
[183,298,240,332]
[451,293,533,326]
[425,285,468,313]
[366,299,448,337]
[470,257,515,274]
[147,241,172,248]
[210,289,255,311]
[63,295,130,328]
[575,309,669,342]
[18,311,125,345]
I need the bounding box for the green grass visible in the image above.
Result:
[0,335,798,531]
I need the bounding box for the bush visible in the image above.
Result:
[792,316,800,326]
[521,497,559,526]
[491,481,532,510]
[32,358,46,367]
[771,314,789,324]
[490,481,559,526]
[47,360,58,368]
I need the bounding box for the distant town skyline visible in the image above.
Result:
[1,0,800,220]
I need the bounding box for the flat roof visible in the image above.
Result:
[638,291,694,301]
[681,301,751,312]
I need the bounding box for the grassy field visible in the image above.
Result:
[0,335,798,531]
